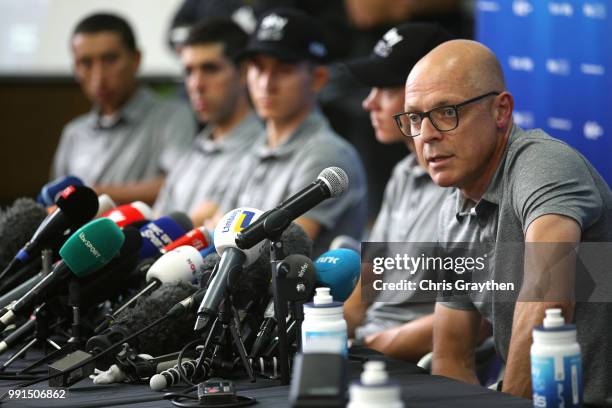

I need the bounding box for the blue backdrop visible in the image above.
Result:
[476,0,611,185]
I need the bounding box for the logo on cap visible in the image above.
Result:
[309,42,327,58]
[374,28,404,58]
[257,13,288,41]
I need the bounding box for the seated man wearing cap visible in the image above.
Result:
[215,8,368,255]
[342,23,453,361]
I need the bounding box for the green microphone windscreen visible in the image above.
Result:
[59,218,125,277]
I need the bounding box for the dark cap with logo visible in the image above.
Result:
[238,8,329,64]
[344,23,453,88]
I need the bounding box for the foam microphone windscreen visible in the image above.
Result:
[0,198,48,270]
[230,222,313,309]
[167,211,193,232]
[112,281,200,356]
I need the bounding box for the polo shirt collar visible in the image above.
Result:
[88,86,154,129]
[455,123,519,217]
[196,112,260,154]
[255,109,326,159]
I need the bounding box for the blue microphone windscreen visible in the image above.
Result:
[314,248,360,301]
[139,216,190,259]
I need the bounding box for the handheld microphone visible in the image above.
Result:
[96,194,116,218]
[163,226,213,253]
[138,212,193,259]
[0,186,99,292]
[194,208,265,331]
[314,248,360,301]
[0,218,124,331]
[102,201,153,228]
[37,176,84,206]
[236,167,348,250]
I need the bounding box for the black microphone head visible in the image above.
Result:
[166,211,193,232]
[55,185,99,226]
[0,198,47,270]
[318,167,349,197]
[197,252,221,287]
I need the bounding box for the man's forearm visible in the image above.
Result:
[503,301,574,398]
[432,355,480,385]
[94,176,165,206]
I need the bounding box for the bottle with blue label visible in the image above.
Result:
[531,308,583,408]
[301,287,347,355]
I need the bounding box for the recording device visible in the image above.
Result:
[37,175,84,206]
[163,226,213,253]
[236,167,348,250]
[194,208,265,331]
[289,353,347,408]
[0,217,124,331]
[101,201,152,228]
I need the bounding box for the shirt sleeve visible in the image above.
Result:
[508,133,603,234]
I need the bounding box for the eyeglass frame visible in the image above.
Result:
[393,91,501,138]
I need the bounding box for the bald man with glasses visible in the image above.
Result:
[403,40,612,405]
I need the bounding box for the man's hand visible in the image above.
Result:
[94,176,164,206]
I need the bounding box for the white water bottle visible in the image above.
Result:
[348,361,404,408]
[531,308,583,408]
[301,287,347,355]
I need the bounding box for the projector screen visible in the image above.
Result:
[0,0,183,77]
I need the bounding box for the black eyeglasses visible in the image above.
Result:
[393,91,501,138]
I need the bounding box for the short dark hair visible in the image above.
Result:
[183,19,248,63]
[72,13,137,53]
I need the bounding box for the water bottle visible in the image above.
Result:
[531,308,583,408]
[301,287,347,355]
[347,361,403,408]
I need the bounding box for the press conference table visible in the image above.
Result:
[0,347,531,408]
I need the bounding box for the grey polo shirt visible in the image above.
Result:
[52,87,196,185]
[355,154,452,340]
[153,112,263,216]
[219,109,368,255]
[438,124,612,406]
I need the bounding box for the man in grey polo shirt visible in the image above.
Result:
[341,23,453,361]
[216,8,368,255]
[52,13,195,205]
[153,20,263,222]
[399,39,612,404]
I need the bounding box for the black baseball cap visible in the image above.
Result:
[238,8,329,64]
[344,23,453,88]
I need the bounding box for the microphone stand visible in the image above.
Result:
[0,303,61,372]
[19,278,84,374]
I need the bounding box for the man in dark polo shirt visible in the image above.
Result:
[216,8,368,255]
[397,39,612,404]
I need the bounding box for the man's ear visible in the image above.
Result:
[495,91,514,129]
[238,61,248,87]
[311,65,329,92]
[132,49,142,72]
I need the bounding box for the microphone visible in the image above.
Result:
[236,167,349,250]
[162,226,213,253]
[194,208,266,331]
[95,194,117,218]
[0,186,99,292]
[37,176,84,206]
[0,198,48,272]
[314,248,360,301]
[138,212,193,259]
[99,246,206,330]
[250,254,316,359]
[0,217,124,331]
[102,201,153,228]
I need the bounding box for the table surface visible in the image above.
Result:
[0,346,531,407]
